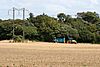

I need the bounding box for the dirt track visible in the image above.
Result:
[0,42,100,67]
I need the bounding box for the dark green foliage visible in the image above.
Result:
[23,26,37,40]
[57,13,66,22]
[28,13,34,23]
[0,11,99,43]
[13,35,23,42]
[77,12,99,24]
[0,21,12,40]
[96,34,100,44]
[30,15,61,41]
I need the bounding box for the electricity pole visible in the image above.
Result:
[8,7,17,40]
[8,7,29,42]
[22,8,25,42]
[20,8,29,42]
[12,7,15,39]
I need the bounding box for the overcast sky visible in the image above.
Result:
[0,0,100,19]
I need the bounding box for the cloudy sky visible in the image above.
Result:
[0,0,100,19]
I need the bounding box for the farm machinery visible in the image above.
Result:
[53,35,77,44]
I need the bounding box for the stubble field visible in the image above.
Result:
[0,41,100,67]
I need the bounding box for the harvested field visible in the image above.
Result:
[0,41,100,67]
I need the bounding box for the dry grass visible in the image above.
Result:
[0,41,100,67]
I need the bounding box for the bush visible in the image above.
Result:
[13,35,23,42]
[96,35,100,44]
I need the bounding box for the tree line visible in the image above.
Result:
[0,11,100,43]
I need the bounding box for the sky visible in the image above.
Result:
[0,0,100,19]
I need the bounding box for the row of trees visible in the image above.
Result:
[0,11,100,43]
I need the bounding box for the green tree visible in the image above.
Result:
[0,11,99,43]
[65,15,72,23]
[0,21,13,40]
[28,13,34,23]
[57,13,66,23]
[77,12,99,24]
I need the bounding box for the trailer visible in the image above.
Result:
[54,37,65,43]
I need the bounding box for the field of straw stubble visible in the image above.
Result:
[0,41,100,67]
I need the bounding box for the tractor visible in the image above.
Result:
[53,34,77,44]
